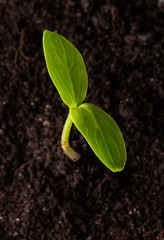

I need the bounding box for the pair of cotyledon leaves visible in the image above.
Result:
[43,30,126,172]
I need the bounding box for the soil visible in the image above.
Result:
[0,0,164,239]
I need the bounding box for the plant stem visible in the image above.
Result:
[61,113,80,161]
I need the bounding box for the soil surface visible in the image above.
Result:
[0,0,164,239]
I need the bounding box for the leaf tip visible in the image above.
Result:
[43,29,48,38]
[110,165,125,173]
[43,29,50,35]
[43,30,55,41]
[112,156,127,173]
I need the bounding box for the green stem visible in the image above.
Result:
[61,113,80,161]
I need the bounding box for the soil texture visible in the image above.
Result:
[0,0,164,239]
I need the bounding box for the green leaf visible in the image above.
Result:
[70,103,127,172]
[43,30,88,107]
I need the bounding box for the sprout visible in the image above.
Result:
[43,30,127,172]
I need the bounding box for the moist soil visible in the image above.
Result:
[0,1,164,239]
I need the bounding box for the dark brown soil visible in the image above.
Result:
[0,0,164,239]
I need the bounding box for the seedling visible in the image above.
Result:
[43,30,127,172]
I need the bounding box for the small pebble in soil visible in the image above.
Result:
[129,210,132,215]
[43,120,50,127]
